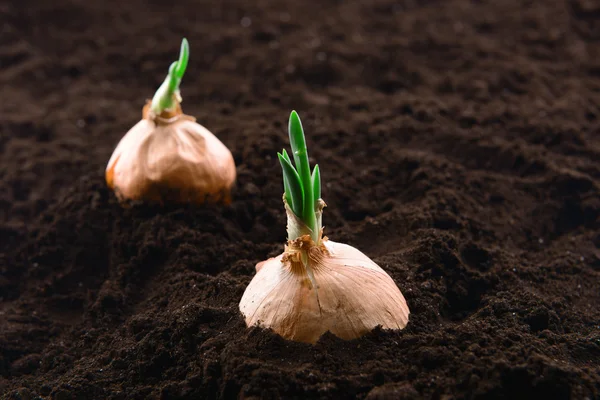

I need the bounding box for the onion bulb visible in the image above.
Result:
[239,111,410,343]
[105,38,236,205]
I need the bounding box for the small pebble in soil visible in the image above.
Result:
[241,17,252,28]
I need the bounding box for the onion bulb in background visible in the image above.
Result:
[106,38,236,205]
[239,111,409,344]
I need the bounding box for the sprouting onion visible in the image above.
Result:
[239,111,410,343]
[105,38,236,205]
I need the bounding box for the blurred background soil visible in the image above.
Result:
[1,0,599,398]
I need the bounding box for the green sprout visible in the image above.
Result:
[150,38,190,114]
[278,111,321,243]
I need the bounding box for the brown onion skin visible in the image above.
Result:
[106,102,236,206]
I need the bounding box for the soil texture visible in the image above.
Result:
[1,0,599,398]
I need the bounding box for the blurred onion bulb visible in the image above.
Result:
[106,38,236,205]
[239,111,409,344]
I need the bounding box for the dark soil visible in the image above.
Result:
[1,0,600,398]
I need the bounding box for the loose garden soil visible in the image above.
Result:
[1,0,599,398]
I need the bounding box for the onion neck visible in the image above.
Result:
[282,198,327,291]
[284,195,325,245]
[282,236,321,292]
[142,101,194,126]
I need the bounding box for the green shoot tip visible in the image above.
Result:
[173,38,189,80]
